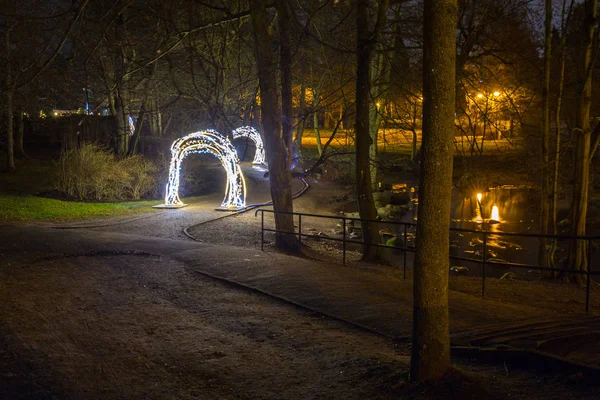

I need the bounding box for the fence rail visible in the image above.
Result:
[255,209,599,312]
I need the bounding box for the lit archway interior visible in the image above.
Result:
[232,126,266,165]
[164,130,246,209]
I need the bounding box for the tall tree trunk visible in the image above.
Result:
[5,28,15,172]
[368,5,397,191]
[369,51,383,191]
[277,0,293,158]
[411,0,456,382]
[295,64,307,149]
[313,84,323,156]
[566,0,597,284]
[15,106,25,158]
[356,0,385,261]
[127,99,147,156]
[114,90,129,155]
[549,0,572,271]
[251,0,298,251]
[411,102,419,160]
[539,0,552,273]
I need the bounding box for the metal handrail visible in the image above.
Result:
[255,208,597,312]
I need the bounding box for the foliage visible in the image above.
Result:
[54,144,158,201]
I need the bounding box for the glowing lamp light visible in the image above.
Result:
[477,93,484,99]
[162,130,246,210]
[231,126,266,165]
[476,193,482,202]
[490,205,500,222]
[493,91,501,97]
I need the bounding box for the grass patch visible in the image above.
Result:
[0,194,159,223]
[0,156,163,223]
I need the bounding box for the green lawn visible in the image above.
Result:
[0,157,160,223]
[0,194,159,223]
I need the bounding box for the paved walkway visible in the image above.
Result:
[3,225,597,372]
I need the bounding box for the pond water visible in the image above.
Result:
[383,183,553,279]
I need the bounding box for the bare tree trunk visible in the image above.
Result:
[369,51,384,191]
[114,90,129,155]
[411,0,456,382]
[313,84,323,156]
[127,99,147,156]
[539,0,552,273]
[251,0,298,252]
[549,0,573,272]
[5,28,15,172]
[276,0,293,164]
[566,0,597,284]
[356,0,385,261]
[15,106,25,158]
[295,64,307,149]
[412,102,419,160]
[6,90,15,172]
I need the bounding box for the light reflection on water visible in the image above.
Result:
[388,184,542,278]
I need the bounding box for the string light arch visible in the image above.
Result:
[163,130,246,209]
[232,126,266,165]
[128,115,135,136]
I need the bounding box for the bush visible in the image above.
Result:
[54,144,158,201]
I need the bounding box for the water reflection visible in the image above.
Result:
[388,184,541,278]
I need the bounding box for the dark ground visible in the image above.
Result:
[2,155,600,399]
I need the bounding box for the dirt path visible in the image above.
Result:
[1,226,598,399]
[1,253,409,399]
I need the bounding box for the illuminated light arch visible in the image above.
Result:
[128,115,136,136]
[163,130,246,209]
[232,126,266,165]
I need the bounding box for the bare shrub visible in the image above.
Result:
[54,144,158,200]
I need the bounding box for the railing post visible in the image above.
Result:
[298,214,302,247]
[586,238,592,313]
[482,230,487,298]
[342,218,347,266]
[261,211,264,251]
[403,224,407,280]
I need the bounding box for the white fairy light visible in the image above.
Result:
[164,130,246,209]
[232,126,266,165]
[128,115,135,136]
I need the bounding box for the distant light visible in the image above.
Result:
[476,193,482,202]
[376,101,381,108]
[477,93,484,99]
[493,91,501,97]
[54,112,58,116]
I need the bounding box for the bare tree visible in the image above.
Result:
[411,0,456,382]
[251,0,298,251]
[356,0,388,261]
[539,0,552,272]
[566,0,598,283]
